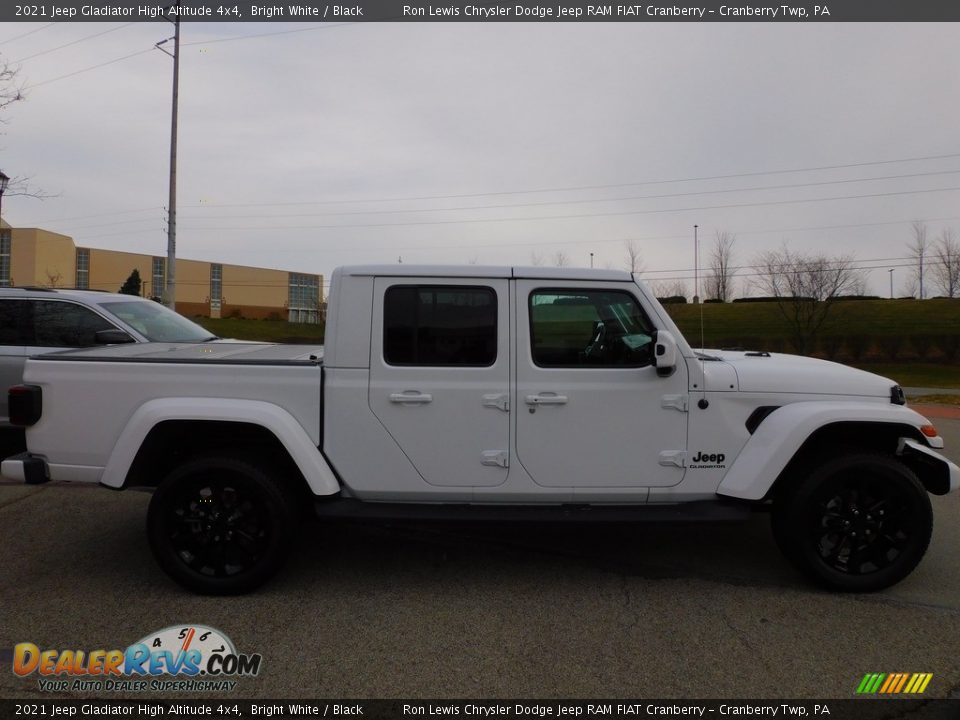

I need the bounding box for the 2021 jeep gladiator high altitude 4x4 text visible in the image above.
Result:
[3,265,958,594]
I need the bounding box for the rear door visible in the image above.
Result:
[368,279,510,487]
[515,281,689,489]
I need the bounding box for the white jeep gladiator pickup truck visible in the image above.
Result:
[3,265,958,594]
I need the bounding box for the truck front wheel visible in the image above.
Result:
[772,454,932,592]
[147,454,298,595]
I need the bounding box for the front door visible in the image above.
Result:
[515,281,688,489]
[368,278,510,487]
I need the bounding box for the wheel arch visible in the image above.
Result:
[101,398,340,496]
[716,402,940,501]
[762,421,929,500]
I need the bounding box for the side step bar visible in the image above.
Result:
[314,499,752,523]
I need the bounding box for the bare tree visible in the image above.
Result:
[622,239,644,273]
[553,251,569,268]
[1,55,51,202]
[753,245,865,355]
[847,273,869,297]
[906,221,929,299]
[703,231,736,302]
[44,269,63,288]
[651,279,688,301]
[529,251,544,266]
[931,228,960,298]
[901,275,919,299]
[1,55,24,116]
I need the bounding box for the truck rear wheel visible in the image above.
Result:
[771,453,932,592]
[147,454,298,595]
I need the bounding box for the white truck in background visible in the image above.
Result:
[3,265,957,594]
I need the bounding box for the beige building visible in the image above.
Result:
[0,222,322,323]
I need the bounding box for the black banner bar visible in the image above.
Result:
[3,0,960,23]
[1,700,960,720]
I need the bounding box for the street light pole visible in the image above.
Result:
[693,224,699,304]
[590,252,594,269]
[889,268,894,299]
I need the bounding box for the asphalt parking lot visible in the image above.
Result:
[1,421,958,701]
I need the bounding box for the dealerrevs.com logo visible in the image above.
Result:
[12,625,261,693]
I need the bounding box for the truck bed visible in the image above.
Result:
[18,342,326,486]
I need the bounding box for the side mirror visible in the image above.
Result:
[95,329,135,345]
[652,330,678,377]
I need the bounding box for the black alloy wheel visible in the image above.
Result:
[147,455,297,595]
[772,453,932,592]
[808,473,923,576]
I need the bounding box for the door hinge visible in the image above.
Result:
[658,450,686,468]
[661,394,689,412]
[481,450,509,468]
[482,393,510,412]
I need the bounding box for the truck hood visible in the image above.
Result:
[703,350,896,398]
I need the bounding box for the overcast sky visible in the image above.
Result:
[2,20,959,296]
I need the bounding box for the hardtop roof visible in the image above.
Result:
[337,264,635,281]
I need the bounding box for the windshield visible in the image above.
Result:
[98,300,217,342]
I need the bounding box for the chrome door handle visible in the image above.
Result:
[525,394,568,406]
[389,392,433,404]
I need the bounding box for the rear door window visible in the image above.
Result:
[383,285,497,366]
[29,300,117,348]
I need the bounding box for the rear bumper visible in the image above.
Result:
[0,453,49,485]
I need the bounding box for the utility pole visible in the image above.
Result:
[156,5,180,309]
[889,268,894,299]
[919,254,924,299]
[590,252,594,269]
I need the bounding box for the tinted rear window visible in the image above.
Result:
[384,286,497,366]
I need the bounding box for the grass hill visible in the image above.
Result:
[666,298,960,356]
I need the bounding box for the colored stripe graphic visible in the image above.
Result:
[879,674,896,693]
[857,673,931,694]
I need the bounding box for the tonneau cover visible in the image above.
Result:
[32,342,324,365]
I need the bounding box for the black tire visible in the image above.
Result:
[147,454,298,595]
[771,453,932,592]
